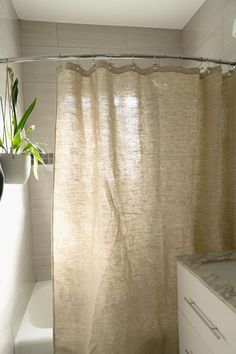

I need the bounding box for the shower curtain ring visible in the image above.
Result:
[227,61,232,76]
[206,58,211,74]
[153,56,159,70]
[198,57,203,70]
[132,53,136,69]
[76,55,80,68]
[178,55,183,71]
[219,59,222,71]
[92,51,96,67]
[58,54,63,70]
[108,53,113,68]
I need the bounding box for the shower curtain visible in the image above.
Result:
[53,62,236,354]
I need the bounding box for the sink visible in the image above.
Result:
[203,260,236,289]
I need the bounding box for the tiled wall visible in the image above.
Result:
[183,0,236,63]
[20,20,182,281]
[0,1,34,353]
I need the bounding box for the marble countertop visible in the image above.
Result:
[177,251,236,313]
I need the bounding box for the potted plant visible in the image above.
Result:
[0,162,4,200]
[0,68,44,184]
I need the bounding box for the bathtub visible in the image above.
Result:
[15,281,53,354]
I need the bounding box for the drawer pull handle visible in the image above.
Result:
[184,297,221,340]
[184,349,192,354]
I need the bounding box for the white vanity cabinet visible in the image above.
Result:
[177,262,236,354]
[178,310,212,354]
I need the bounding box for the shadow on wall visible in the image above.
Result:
[135,338,164,354]
[56,338,164,354]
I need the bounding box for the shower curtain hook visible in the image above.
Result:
[177,55,183,71]
[198,57,203,70]
[132,53,136,69]
[227,61,232,76]
[206,58,211,74]
[92,50,96,67]
[219,59,222,71]
[76,55,80,68]
[58,54,63,70]
[153,55,159,70]
[108,52,113,68]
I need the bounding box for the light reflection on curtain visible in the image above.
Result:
[53,62,235,354]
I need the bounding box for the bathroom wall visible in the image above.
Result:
[183,0,236,62]
[0,1,34,354]
[20,20,182,280]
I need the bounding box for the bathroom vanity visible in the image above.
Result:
[177,252,236,354]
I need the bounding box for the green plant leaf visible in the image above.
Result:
[6,126,12,143]
[0,137,7,152]
[11,79,18,135]
[36,146,45,155]
[22,142,33,153]
[26,125,35,136]
[17,98,36,131]
[12,131,23,150]
[31,146,43,163]
[12,79,18,108]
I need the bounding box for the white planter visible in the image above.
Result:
[0,162,4,200]
[0,154,31,184]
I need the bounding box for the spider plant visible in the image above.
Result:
[0,76,45,179]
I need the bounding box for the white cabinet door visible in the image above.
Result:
[179,310,212,354]
[177,263,236,353]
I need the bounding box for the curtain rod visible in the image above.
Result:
[0,53,236,66]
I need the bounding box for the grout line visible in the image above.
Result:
[56,22,59,47]
[31,153,54,165]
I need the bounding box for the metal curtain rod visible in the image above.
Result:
[0,53,236,66]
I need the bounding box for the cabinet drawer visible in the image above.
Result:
[177,263,236,354]
[178,310,212,354]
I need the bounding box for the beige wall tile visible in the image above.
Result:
[183,0,236,64]
[29,167,53,281]
[222,0,236,60]
[126,27,182,50]
[57,23,127,48]
[20,20,57,47]
[23,83,56,152]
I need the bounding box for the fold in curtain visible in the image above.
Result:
[53,62,235,354]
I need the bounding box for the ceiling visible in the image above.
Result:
[12,0,206,29]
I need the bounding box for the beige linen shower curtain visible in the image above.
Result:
[53,62,235,354]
